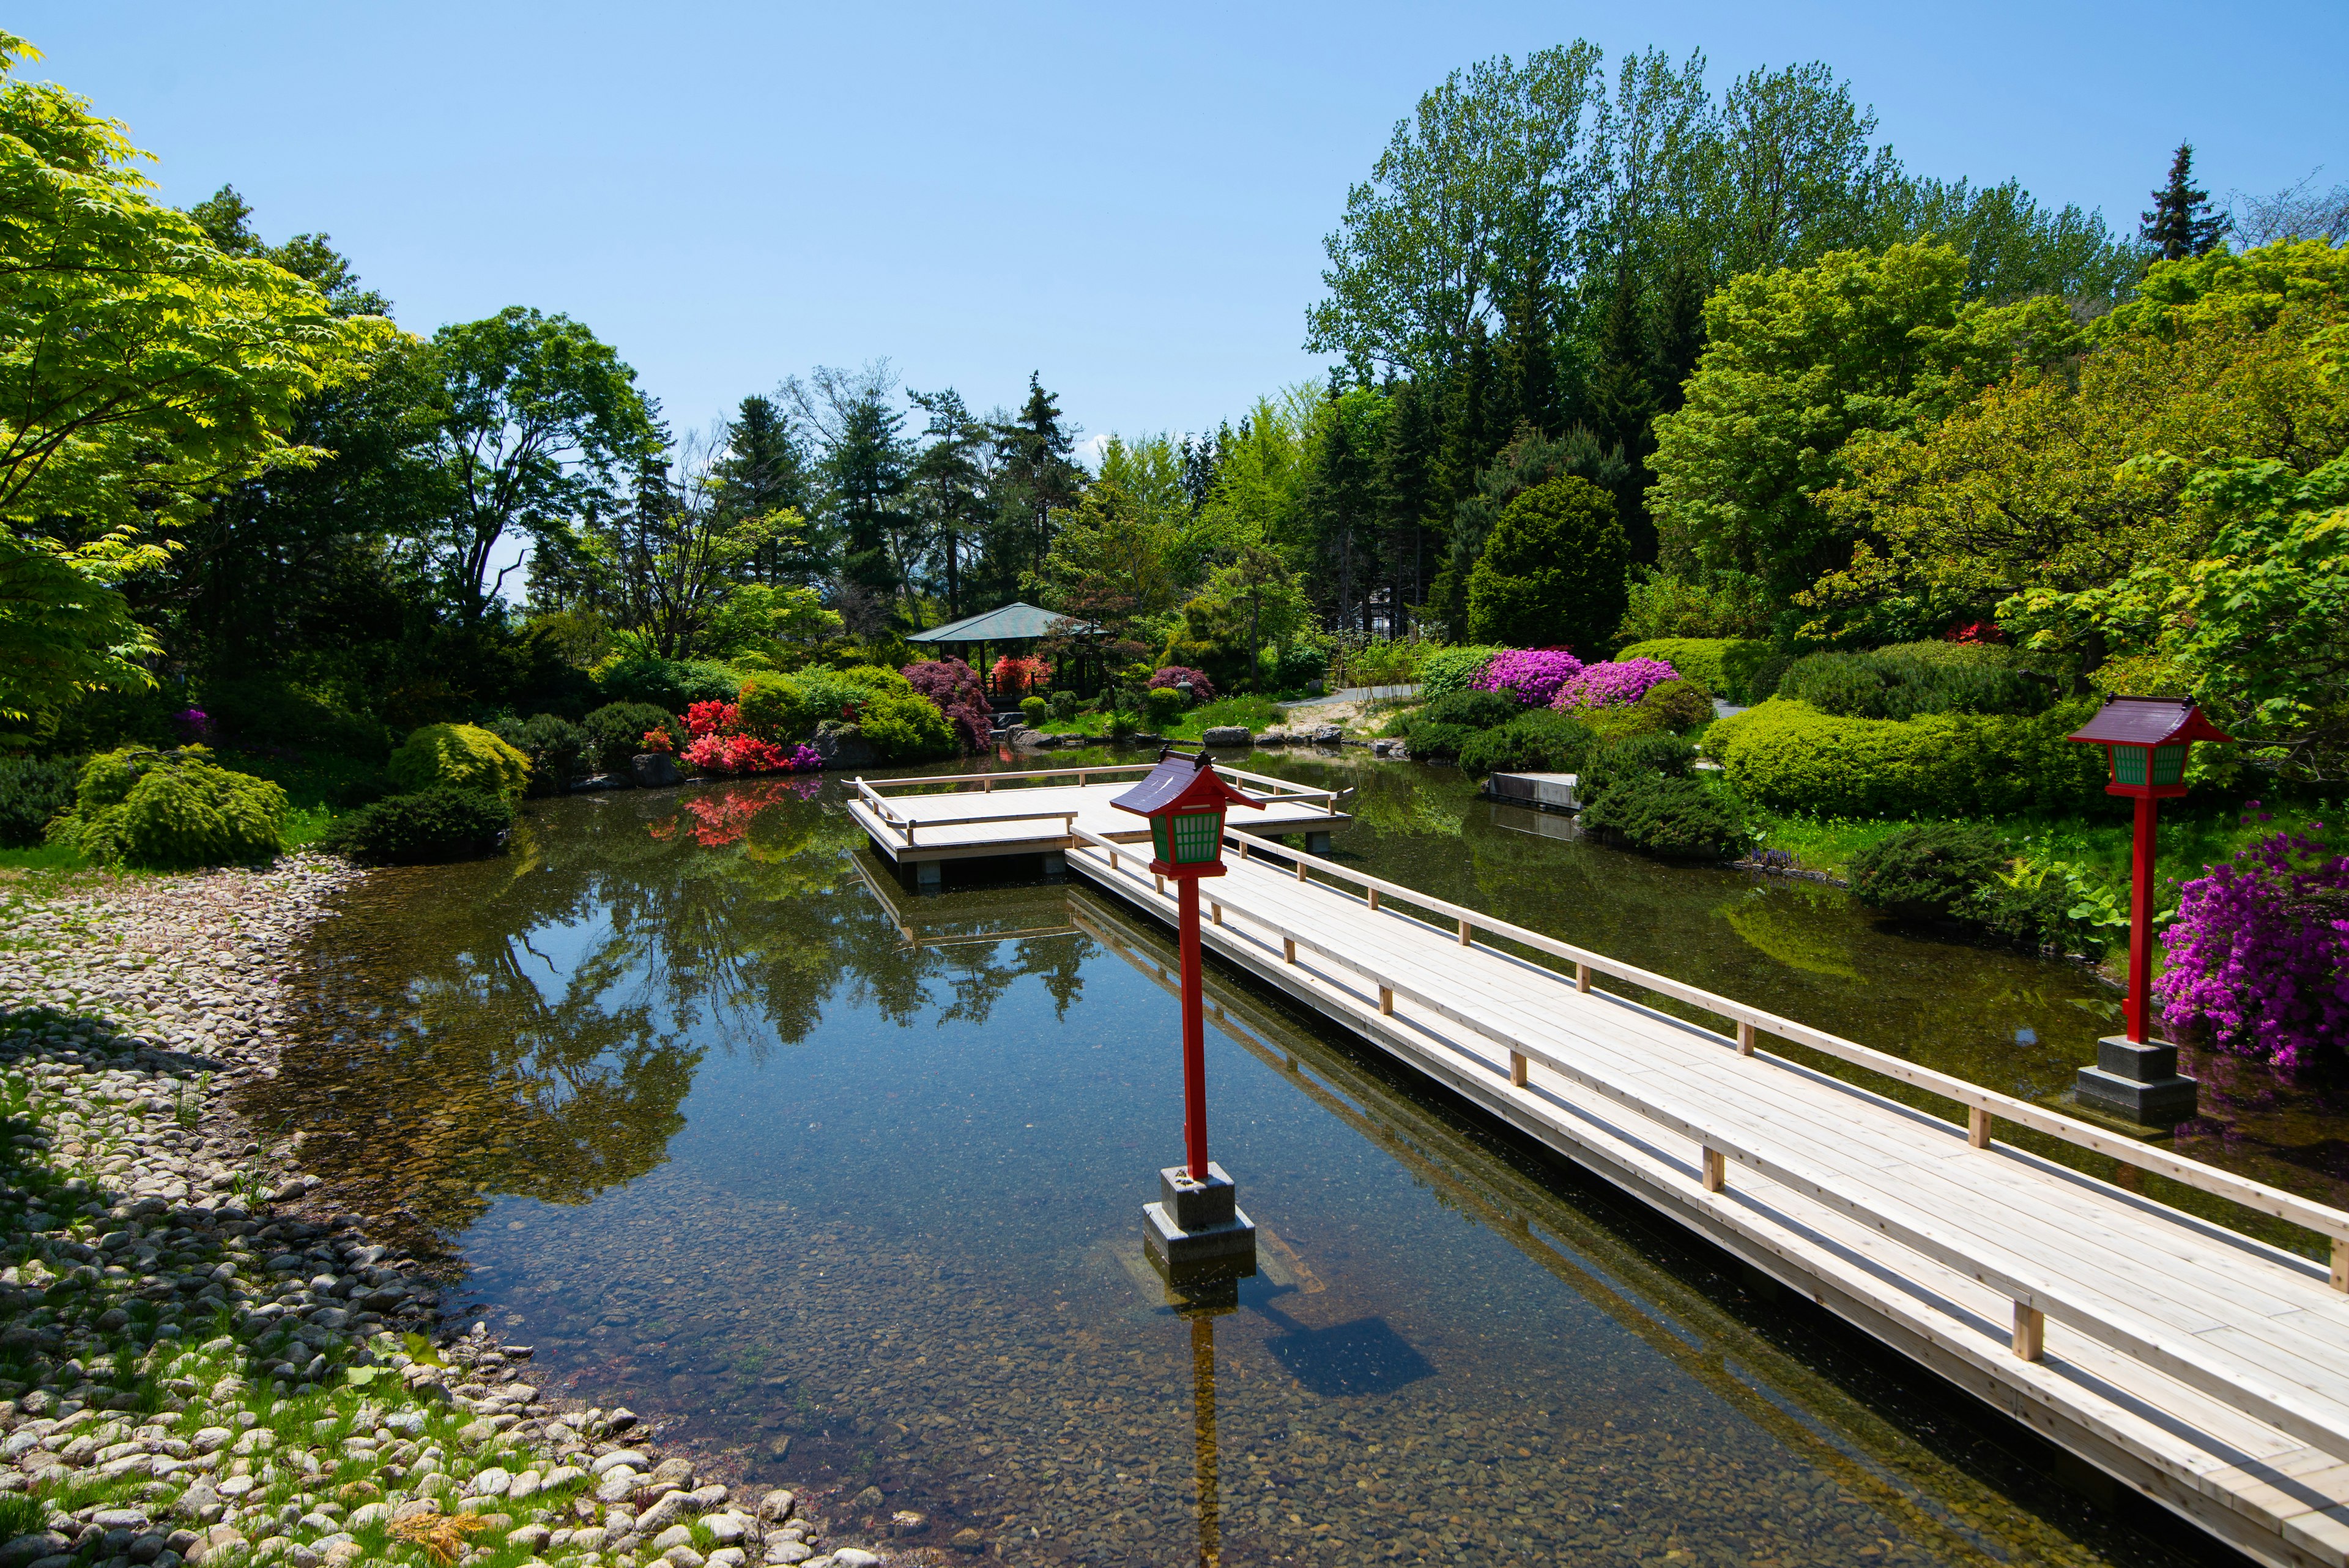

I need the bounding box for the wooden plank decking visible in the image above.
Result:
[1061,831,2349,1568]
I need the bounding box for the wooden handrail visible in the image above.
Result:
[1072,838,2349,1451]
[1083,828,2349,1253]
[859,760,1341,813]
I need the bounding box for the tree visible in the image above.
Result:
[2142,141,2230,261]
[1305,385,1385,633]
[2231,171,2349,248]
[1466,475,1627,651]
[712,394,819,587]
[578,427,783,659]
[187,182,392,317]
[1373,377,1439,622]
[1647,241,2082,606]
[0,30,387,729]
[981,373,1083,604]
[907,387,990,618]
[784,362,911,604]
[411,307,657,622]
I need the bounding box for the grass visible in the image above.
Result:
[1028,693,1288,742]
[0,841,91,874]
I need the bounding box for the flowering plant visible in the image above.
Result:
[902,659,992,752]
[1147,666,1219,705]
[1472,649,1583,705]
[1552,658,1680,711]
[680,733,823,776]
[2154,813,2349,1069]
[640,727,677,755]
[992,655,1052,696]
[172,708,215,744]
[1945,620,2003,644]
[682,700,740,740]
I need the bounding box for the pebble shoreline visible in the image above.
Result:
[0,860,916,1568]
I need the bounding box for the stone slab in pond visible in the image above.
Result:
[1200,726,1253,747]
[631,754,683,789]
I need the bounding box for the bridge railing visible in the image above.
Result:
[1066,825,2349,1455]
[856,762,1346,815]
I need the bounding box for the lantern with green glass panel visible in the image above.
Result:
[2065,697,2231,800]
[1111,747,1263,879]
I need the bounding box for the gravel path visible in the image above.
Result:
[0,861,898,1568]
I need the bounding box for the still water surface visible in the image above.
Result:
[256,750,2331,1567]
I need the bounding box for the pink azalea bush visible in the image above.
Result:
[681,734,822,776]
[1471,649,1584,705]
[1552,658,1680,712]
[2154,814,2349,1069]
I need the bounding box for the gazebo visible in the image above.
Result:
[907,601,1103,698]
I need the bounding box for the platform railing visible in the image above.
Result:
[1061,824,2349,1279]
[855,762,1346,815]
[1064,825,2349,1454]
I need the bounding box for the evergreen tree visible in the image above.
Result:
[1305,385,1380,635]
[1426,322,1506,634]
[1466,475,1628,652]
[1373,377,1440,624]
[712,394,819,586]
[826,392,911,600]
[981,373,1083,606]
[1494,264,1560,439]
[2140,141,2230,261]
[906,387,990,619]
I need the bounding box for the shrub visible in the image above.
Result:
[1581,773,1750,860]
[1466,476,1627,650]
[1020,695,1050,724]
[581,702,677,771]
[1581,704,1666,744]
[2154,821,2349,1069]
[1456,712,1595,776]
[1473,649,1584,705]
[1848,823,2009,923]
[484,713,587,797]
[1577,732,1697,811]
[1748,651,1794,702]
[1776,645,2046,721]
[1707,697,2106,818]
[859,691,959,762]
[992,654,1052,696]
[386,724,532,803]
[319,786,514,866]
[1147,666,1218,705]
[1554,658,1680,711]
[1416,645,1500,699]
[1613,570,1773,645]
[1145,686,1188,729]
[1049,689,1081,723]
[1616,638,1773,702]
[902,659,992,752]
[1401,721,1479,761]
[0,755,78,847]
[1414,689,1521,731]
[49,748,288,870]
[595,653,744,711]
[1639,678,1715,731]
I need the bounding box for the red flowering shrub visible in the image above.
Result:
[683,700,740,740]
[902,658,992,752]
[641,727,677,755]
[992,655,1052,696]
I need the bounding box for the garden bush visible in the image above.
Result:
[902,658,992,752]
[1747,651,1794,702]
[1415,690,1522,730]
[1466,476,1627,650]
[1145,686,1189,729]
[2153,819,2349,1068]
[49,747,288,870]
[1577,733,1697,811]
[581,702,678,770]
[484,713,587,797]
[1638,678,1715,731]
[0,754,78,847]
[1554,658,1681,712]
[1615,638,1772,702]
[1147,666,1218,704]
[385,724,533,804]
[1580,773,1750,861]
[1706,698,2105,818]
[1048,689,1082,723]
[1776,645,2046,721]
[1473,649,1584,705]
[319,786,514,866]
[595,653,745,711]
[1612,570,1773,645]
[1400,721,1479,761]
[1020,695,1049,725]
[1579,704,1667,744]
[1455,712,1595,776]
[859,691,959,762]
[1416,645,1501,700]
[1847,823,2009,923]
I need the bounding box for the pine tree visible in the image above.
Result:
[1305,387,1378,635]
[1427,322,1504,634]
[906,387,989,619]
[982,373,1083,605]
[1374,377,1439,623]
[2140,141,2230,261]
[826,392,910,600]
[713,395,818,585]
[1494,264,1560,439]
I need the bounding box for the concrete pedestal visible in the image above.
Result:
[1304,831,1334,855]
[2074,1035,2198,1124]
[1143,1161,1256,1283]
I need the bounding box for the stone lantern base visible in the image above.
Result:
[2075,1035,2199,1124]
[1143,1161,1257,1282]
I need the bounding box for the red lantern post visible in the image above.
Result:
[2063,697,2232,1122]
[1111,749,1265,1279]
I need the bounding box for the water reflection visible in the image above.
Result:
[253,760,2271,1566]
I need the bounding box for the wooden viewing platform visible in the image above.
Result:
[1056,827,2349,1568]
[846,761,1352,886]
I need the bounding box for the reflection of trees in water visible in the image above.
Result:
[260,777,1091,1251]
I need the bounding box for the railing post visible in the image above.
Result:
[1575,962,1590,993]
[1282,938,1297,965]
[1508,1051,1527,1088]
[1970,1107,1992,1150]
[1378,986,1395,1016]
[1457,918,1472,947]
[1210,902,1222,926]
[1736,1021,1756,1057]
[1367,888,1381,912]
[1154,873,1165,896]
[1294,856,1306,882]
[2012,1301,2045,1362]
[2334,1239,2347,1294]
[1701,1148,1726,1193]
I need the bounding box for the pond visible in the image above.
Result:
[250,749,2309,1567]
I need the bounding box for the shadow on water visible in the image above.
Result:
[244,752,2275,1566]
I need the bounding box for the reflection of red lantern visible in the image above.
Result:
[2063,698,2234,1122]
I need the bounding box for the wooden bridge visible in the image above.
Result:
[1048,823,2349,1568]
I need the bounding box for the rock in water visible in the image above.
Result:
[631,754,683,789]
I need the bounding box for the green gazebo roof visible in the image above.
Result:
[905,601,1098,643]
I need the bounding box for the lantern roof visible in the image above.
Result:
[2065,696,2232,749]
[1110,749,1265,818]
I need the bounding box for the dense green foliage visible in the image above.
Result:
[49,746,287,869]
[385,724,533,803]
[1614,637,1772,701]
[1417,646,1502,699]
[1707,698,2104,817]
[484,713,588,796]
[581,703,676,770]
[1466,478,1626,651]
[857,690,959,762]
[1637,678,1714,730]
[1847,822,2009,921]
[1455,710,1595,776]
[319,785,514,865]
[1774,643,2046,720]
[1581,772,1750,860]
[0,754,76,847]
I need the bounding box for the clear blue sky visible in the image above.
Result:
[17,1,2347,455]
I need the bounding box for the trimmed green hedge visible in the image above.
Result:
[1417,646,1504,700]
[322,786,514,864]
[1616,638,1772,702]
[1707,697,2106,817]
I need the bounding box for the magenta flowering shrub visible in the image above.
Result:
[1471,649,1584,705]
[173,708,215,744]
[902,658,992,752]
[1552,658,1680,711]
[2154,813,2349,1069]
